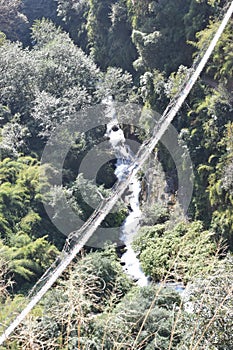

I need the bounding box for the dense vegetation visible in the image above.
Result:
[0,0,233,348]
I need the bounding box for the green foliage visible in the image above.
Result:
[0,41,37,116]
[0,121,30,156]
[0,2,233,347]
[0,256,11,301]
[178,255,233,350]
[131,0,193,74]
[32,88,91,139]
[45,172,127,245]
[0,156,55,237]
[65,173,110,221]
[87,0,136,71]
[107,0,137,71]
[141,203,169,226]
[0,31,6,46]
[31,18,64,48]
[184,0,213,41]
[9,249,182,350]
[10,247,132,348]
[95,67,134,101]
[165,66,193,99]
[87,0,116,69]
[0,234,58,286]
[0,156,46,236]
[31,19,100,96]
[0,104,12,126]
[139,69,168,111]
[183,113,233,248]
[175,70,233,236]
[68,174,127,229]
[0,156,58,287]
[0,19,101,151]
[194,20,233,83]
[56,0,89,50]
[205,123,233,249]
[211,22,233,83]
[22,0,58,25]
[89,285,181,349]
[0,293,27,338]
[133,221,217,282]
[0,0,29,43]
[76,246,133,303]
[132,29,161,72]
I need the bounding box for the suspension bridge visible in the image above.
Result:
[0,1,233,345]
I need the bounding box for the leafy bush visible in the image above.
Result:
[133,221,218,282]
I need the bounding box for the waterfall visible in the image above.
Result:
[105,98,148,287]
[120,174,149,287]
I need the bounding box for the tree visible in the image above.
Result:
[45,173,127,242]
[0,41,37,117]
[141,203,169,226]
[56,0,89,51]
[12,247,133,348]
[31,19,100,97]
[32,87,91,139]
[193,20,233,85]
[88,285,181,349]
[0,0,29,43]
[184,0,214,41]
[107,0,137,72]
[0,19,101,152]
[0,256,11,301]
[22,0,58,26]
[133,221,218,282]
[0,156,59,288]
[178,255,233,350]
[0,31,6,46]
[206,122,233,249]
[0,234,58,287]
[0,156,50,239]
[87,0,116,69]
[130,0,193,74]
[95,66,134,101]
[0,121,30,156]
